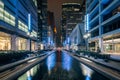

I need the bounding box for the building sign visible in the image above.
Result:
[85,14,89,32]
[28,14,32,32]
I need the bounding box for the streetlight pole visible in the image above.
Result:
[29,33,31,51]
[84,33,91,51]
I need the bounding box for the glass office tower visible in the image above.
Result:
[86,0,120,54]
[0,0,38,51]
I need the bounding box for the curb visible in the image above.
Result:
[75,54,120,72]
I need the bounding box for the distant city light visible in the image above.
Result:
[84,33,91,39]
[48,37,50,43]
[67,37,70,44]
[54,27,57,33]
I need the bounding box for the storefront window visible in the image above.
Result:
[17,37,27,50]
[32,41,35,51]
[103,35,120,54]
[0,32,11,50]
[115,43,120,53]
[103,44,114,53]
[89,42,95,51]
[89,41,98,52]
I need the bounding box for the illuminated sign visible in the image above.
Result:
[28,14,31,32]
[85,14,89,32]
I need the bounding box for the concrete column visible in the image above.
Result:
[27,39,30,50]
[99,38,103,52]
[99,0,103,53]
[35,42,38,50]
[11,35,17,51]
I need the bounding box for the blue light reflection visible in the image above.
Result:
[86,75,90,80]
[46,53,56,71]
[62,52,72,71]
[27,76,32,80]
[80,63,93,80]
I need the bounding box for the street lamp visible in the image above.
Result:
[28,13,32,51]
[27,32,32,51]
[84,33,91,50]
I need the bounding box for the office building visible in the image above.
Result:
[48,11,56,48]
[86,0,120,54]
[0,0,38,51]
[69,23,85,50]
[37,0,48,49]
[61,3,82,44]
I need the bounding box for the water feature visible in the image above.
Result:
[17,51,110,80]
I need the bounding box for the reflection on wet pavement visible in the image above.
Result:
[17,51,110,80]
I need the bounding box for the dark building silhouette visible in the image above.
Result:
[37,0,48,49]
[61,3,82,44]
[48,11,57,45]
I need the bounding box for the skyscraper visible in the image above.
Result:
[37,0,48,49]
[61,3,82,44]
[48,11,56,46]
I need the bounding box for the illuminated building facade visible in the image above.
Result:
[61,3,82,44]
[37,0,48,49]
[48,11,56,48]
[0,0,38,51]
[69,23,85,50]
[86,0,120,54]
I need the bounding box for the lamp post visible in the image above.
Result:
[84,33,91,51]
[28,13,32,51]
[27,32,32,51]
[29,33,32,51]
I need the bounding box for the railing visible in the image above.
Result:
[0,49,53,64]
[0,50,33,64]
[75,50,111,61]
[0,50,55,80]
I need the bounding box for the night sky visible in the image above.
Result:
[48,0,82,29]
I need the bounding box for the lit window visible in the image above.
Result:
[38,10,41,13]
[0,1,15,26]
[0,8,3,19]
[74,8,79,11]
[33,0,37,7]
[31,30,37,37]
[18,20,29,33]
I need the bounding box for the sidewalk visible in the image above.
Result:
[75,54,120,72]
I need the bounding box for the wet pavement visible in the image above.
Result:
[17,51,110,80]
